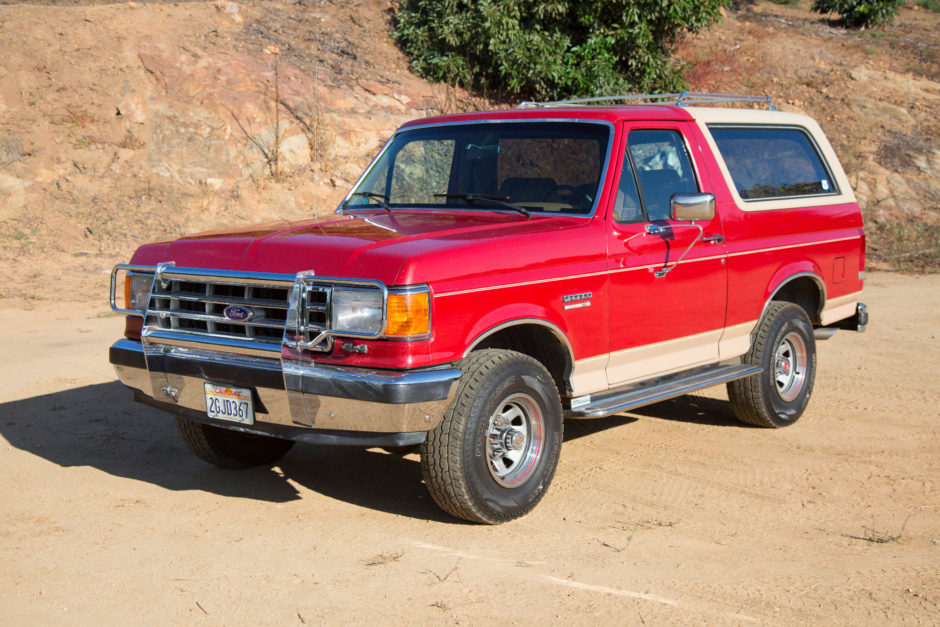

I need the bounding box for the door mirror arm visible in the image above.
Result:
[644,222,704,277]
[643,192,718,278]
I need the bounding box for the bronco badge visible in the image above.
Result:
[562,292,592,310]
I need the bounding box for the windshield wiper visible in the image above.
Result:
[345,192,392,213]
[434,193,530,217]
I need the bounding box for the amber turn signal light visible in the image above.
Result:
[385,291,430,337]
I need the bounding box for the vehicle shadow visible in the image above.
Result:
[563,393,747,439]
[0,382,746,523]
[0,381,453,522]
[563,414,639,442]
[627,394,749,428]
[276,447,459,523]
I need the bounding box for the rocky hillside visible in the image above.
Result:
[678,1,939,270]
[0,0,937,304]
[0,0,458,302]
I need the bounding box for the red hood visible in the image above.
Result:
[129,210,593,285]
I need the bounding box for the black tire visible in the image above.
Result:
[420,349,563,524]
[175,416,295,469]
[728,302,817,428]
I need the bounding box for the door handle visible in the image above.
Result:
[702,234,725,244]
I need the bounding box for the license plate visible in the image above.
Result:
[204,383,254,424]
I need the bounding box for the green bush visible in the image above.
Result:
[394,0,730,102]
[812,0,903,28]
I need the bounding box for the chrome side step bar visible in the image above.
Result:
[566,364,762,419]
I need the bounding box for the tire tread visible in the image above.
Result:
[728,301,816,428]
[421,349,560,523]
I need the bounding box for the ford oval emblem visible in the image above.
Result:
[223,305,253,322]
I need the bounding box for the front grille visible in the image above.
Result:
[141,268,384,353]
[145,274,312,348]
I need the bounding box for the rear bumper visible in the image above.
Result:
[110,339,461,443]
[833,302,869,333]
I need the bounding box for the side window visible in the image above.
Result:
[613,150,642,223]
[708,126,837,200]
[627,130,699,221]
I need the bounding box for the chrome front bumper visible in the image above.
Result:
[110,338,461,442]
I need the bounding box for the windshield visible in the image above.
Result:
[343,121,611,216]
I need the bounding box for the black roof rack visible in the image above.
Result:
[518,91,777,111]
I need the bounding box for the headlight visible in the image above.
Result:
[331,288,384,336]
[386,290,430,338]
[124,273,153,313]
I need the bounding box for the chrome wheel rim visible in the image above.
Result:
[774,331,807,402]
[486,392,544,488]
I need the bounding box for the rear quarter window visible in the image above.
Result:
[708,126,838,201]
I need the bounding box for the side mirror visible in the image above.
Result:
[671,193,716,221]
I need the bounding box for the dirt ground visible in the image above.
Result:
[1,270,937,624]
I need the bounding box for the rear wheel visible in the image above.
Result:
[175,416,295,469]
[728,302,817,428]
[421,349,563,524]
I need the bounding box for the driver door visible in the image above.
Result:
[605,123,728,386]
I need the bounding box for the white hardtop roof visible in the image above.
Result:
[683,106,817,126]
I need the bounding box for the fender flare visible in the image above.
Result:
[759,266,827,326]
[464,317,575,363]
[462,309,577,391]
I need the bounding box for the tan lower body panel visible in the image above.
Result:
[820,291,861,326]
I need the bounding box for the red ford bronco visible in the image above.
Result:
[110,93,868,523]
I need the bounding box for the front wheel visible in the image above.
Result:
[175,416,295,469]
[728,302,817,428]
[421,349,563,524]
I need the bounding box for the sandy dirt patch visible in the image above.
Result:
[0,271,937,623]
